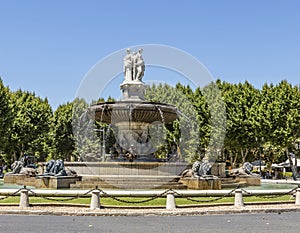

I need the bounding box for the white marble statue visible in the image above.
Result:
[123,48,133,81]
[134,48,145,81]
[123,48,145,82]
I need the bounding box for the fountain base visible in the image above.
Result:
[221,175,261,189]
[4,174,81,189]
[180,176,221,190]
[35,176,81,189]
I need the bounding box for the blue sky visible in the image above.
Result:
[0,0,299,109]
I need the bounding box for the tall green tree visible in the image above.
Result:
[51,102,75,161]
[145,83,200,162]
[201,81,226,162]
[72,98,101,160]
[219,81,261,167]
[8,90,53,162]
[0,78,13,162]
[261,81,300,179]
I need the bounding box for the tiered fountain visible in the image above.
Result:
[88,48,179,162]
[66,48,190,189]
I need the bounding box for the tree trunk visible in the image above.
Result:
[241,148,249,164]
[286,148,297,181]
[232,151,238,168]
[12,151,17,163]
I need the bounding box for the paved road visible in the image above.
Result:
[0,212,299,233]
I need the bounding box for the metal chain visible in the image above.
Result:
[171,187,239,203]
[99,188,171,204]
[27,188,97,202]
[1,185,297,204]
[0,187,25,201]
[241,187,298,199]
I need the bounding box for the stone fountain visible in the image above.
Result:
[63,48,191,189]
[88,48,179,162]
[3,48,259,190]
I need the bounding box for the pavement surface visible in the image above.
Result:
[0,202,300,216]
[1,212,300,233]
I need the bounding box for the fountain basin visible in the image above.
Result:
[88,101,180,124]
[88,101,181,157]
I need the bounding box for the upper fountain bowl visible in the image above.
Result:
[88,101,180,124]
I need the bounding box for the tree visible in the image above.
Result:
[8,90,53,162]
[261,81,300,179]
[200,81,226,163]
[51,102,75,161]
[219,81,261,167]
[72,98,101,160]
[0,78,13,163]
[145,83,201,162]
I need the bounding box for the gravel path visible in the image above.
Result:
[1,203,300,216]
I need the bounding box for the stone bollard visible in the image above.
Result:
[19,189,30,208]
[166,190,176,210]
[295,188,300,205]
[90,190,101,210]
[234,189,244,208]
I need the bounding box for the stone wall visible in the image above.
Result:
[211,163,226,178]
[61,162,190,177]
[180,176,221,190]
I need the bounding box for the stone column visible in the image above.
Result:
[19,189,30,208]
[234,189,244,208]
[166,190,176,210]
[90,190,101,210]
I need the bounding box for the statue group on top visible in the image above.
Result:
[123,48,145,82]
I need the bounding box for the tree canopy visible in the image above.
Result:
[0,78,299,168]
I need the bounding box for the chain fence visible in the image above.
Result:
[241,186,298,199]
[28,188,97,202]
[171,187,239,203]
[0,187,24,201]
[0,185,299,206]
[98,188,171,204]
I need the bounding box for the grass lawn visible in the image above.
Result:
[0,195,295,207]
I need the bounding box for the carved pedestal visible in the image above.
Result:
[120,81,146,101]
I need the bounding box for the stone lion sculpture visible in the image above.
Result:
[7,157,37,176]
[42,159,77,177]
[9,161,23,174]
[230,162,253,176]
[181,161,212,178]
[43,159,67,176]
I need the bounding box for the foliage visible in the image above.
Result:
[50,102,75,161]
[7,90,52,162]
[145,83,201,162]
[0,76,299,167]
[0,78,13,160]
[72,98,102,160]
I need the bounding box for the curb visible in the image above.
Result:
[1,205,300,216]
